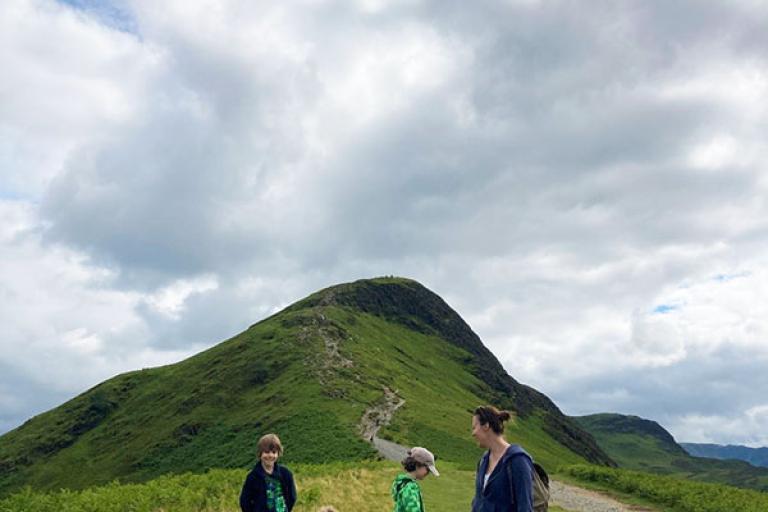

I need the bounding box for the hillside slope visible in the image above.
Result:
[0,277,612,496]
[575,413,768,491]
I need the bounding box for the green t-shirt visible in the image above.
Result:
[265,474,287,512]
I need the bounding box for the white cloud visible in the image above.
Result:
[671,404,768,447]
[0,0,158,198]
[2,0,768,449]
[143,274,219,319]
[0,199,207,427]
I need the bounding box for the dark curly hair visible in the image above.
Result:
[401,456,425,472]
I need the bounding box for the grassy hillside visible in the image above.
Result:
[575,413,768,491]
[0,277,611,496]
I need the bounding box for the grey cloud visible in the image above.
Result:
[4,0,767,445]
[549,346,768,443]
[42,0,768,282]
[0,361,73,435]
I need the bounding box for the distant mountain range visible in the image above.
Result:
[681,443,768,468]
[574,413,768,491]
[0,277,612,497]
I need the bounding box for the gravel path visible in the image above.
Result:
[358,389,657,512]
[549,480,657,512]
[359,387,409,461]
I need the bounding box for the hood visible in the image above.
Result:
[501,444,532,463]
[391,473,416,500]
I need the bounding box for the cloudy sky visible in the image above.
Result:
[2,0,768,448]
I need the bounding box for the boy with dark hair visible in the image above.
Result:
[391,446,439,512]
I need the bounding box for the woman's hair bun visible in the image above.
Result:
[474,405,515,434]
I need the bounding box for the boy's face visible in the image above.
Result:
[260,449,279,465]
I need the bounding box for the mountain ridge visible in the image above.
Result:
[681,442,768,469]
[575,412,768,491]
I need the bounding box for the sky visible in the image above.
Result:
[2,0,768,448]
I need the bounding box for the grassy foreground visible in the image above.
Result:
[0,461,463,512]
[0,459,575,512]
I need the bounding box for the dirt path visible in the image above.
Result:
[359,387,408,461]
[549,480,657,512]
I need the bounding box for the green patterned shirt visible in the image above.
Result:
[265,474,287,512]
[391,474,425,512]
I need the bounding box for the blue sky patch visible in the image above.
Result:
[714,272,750,283]
[57,0,138,34]
[652,304,679,314]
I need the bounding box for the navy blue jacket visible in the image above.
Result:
[239,462,297,512]
[471,444,534,512]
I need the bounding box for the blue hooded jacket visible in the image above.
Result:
[471,444,534,512]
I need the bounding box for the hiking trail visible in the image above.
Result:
[549,480,657,512]
[359,387,408,461]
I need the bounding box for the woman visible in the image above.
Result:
[471,405,535,512]
[240,433,297,512]
[391,446,439,512]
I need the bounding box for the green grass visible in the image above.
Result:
[0,461,474,512]
[20,453,768,512]
[562,464,768,512]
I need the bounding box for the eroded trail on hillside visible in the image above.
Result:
[550,480,657,512]
[359,387,409,461]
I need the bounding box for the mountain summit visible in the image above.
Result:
[0,277,612,495]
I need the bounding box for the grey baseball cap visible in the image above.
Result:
[409,447,439,476]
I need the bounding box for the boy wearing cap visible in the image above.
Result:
[391,447,439,512]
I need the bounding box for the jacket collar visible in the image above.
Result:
[478,444,530,495]
[254,462,282,479]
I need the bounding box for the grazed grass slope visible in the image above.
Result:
[0,277,610,496]
[575,413,768,491]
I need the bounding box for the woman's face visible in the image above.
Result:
[413,465,430,480]
[471,415,492,447]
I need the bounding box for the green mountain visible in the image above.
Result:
[681,443,768,468]
[0,277,612,496]
[575,413,768,491]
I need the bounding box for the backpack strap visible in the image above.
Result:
[505,455,550,511]
[505,452,535,508]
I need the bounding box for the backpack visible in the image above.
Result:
[506,456,550,512]
[531,462,550,512]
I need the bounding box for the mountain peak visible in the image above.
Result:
[293,277,614,466]
[575,413,687,456]
[0,276,613,496]
[292,277,484,356]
